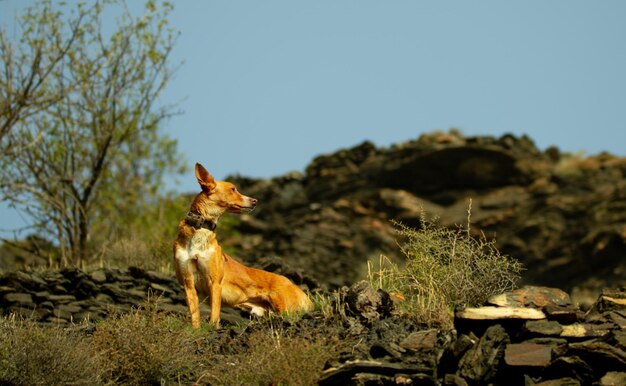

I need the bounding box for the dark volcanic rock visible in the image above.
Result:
[0,267,194,324]
[342,280,394,322]
[457,324,510,383]
[223,132,626,295]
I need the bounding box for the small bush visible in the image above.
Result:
[197,321,339,386]
[0,315,103,385]
[91,301,203,385]
[370,206,523,328]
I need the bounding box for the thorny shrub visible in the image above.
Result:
[370,205,524,328]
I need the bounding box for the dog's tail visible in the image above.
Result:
[300,291,314,312]
[284,285,314,313]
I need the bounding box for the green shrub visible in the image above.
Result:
[370,207,523,328]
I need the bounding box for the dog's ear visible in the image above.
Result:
[195,163,216,192]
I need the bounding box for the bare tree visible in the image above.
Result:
[0,0,184,266]
[0,1,85,143]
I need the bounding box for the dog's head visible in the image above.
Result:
[193,163,257,217]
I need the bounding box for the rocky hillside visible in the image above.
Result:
[223,132,626,299]
[1,267,625,385]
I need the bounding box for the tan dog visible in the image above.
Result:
[173,163,313,328]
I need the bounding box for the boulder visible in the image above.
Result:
[342,281,394,322]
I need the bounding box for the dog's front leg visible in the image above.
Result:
[209,279,222,327]
[206,254,224,328]
[181,268,201,328]
[174,247,202,328]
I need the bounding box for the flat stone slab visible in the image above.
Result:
[525,320,564,336]
[319,359,433,386]
[560,323,613,338]
[544,305,584,324]
[505,342,553,367]
[3,292,33,305]
[456,306,546,320]
[488,286,572,308]
[400,329,439,351]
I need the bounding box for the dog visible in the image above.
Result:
[173,163,313,328]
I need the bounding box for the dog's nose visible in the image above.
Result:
[251,198,258,206]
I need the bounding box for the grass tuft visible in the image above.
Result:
[197,319,341,386]
[91,299,202,385]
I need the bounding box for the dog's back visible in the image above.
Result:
[220,253,313,315]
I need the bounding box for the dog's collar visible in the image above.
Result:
[184,211,217,231]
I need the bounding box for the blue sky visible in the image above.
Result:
[1,0,626,236]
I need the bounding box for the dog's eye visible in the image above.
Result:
[231,187,237,192]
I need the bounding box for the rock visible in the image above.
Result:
[606,311,626,328]
[451,333,477,358]
[400,329,439,351]
[101,283,125,300]
[53,303,83,320]
[544,305,584,324]
[560,323,612,338]
[95,293,113,303]
[542,356,593,384]
[487,286,572,308]
[587,289,626,315]
[343,281,393,322]
[0,267,191,326]
[125,288,148,301]
[534,378,581,386]
[524,320,564,336]
[220,133,626,294]
[568,340,626,371]
[2,271,47,291]
[599,372,626,386]
[90,269,107,283]
[0,285,15,294]
[456,306,546,320]
[150,282,175,295]
[319,360,434,386]
[443,374,469,386]
[74,277,98,299]
[610,330,626,350]
[38,300,54,310]
[526,337,569,358]
[369,342,405,359]
[3,264,626,384]
[48,294,76,303]
[457,324,510,383]
[504,342,553,367]
[3,292,33,305]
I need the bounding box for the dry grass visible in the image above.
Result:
[369,205,523,328]
[0,315,104,385]
[1,296,344,386]
[91,300,203,385]
[198,322,338,386]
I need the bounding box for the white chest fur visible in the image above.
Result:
[188,229,217,261]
